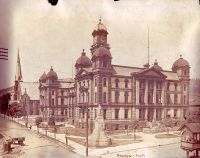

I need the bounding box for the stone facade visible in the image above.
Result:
[38,19,190,131]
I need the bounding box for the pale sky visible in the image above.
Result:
[0,0,200,89]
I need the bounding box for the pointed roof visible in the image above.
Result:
[16,49,23,81]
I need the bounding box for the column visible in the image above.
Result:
[153,109,156,121]
[145,108,148,120]
[161,109,165,119]
[161,82,165,104]
[145,80,148,105]
[153,81,156,104]
[135,80,139,105]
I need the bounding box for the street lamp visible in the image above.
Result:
[80,86,89,157]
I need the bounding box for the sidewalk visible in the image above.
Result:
[0,115,182,157]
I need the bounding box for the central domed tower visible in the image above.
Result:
[90,19,112,73]
[90,18,110,55]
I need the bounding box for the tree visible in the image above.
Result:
[0,93,11,116]
[35,117,42,133]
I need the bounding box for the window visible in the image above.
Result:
[52,110,54,115]
[103,109,107,119]
[125,91,129,104]
[83,80,85,86]
[174,109,177,118]
[103,78,107,87]
[115,91,119,103]
[115,124,119,130]
[125,79,129,88]
[184,95,186,104]
[124,109,128,119]
[103,92,107,103]
[115,109,119,119]
[61,109,64,115]
[61,90,64,96]
[95,92,97,103]
[174,94,177,104]
[174,83,177,91]
[52,90,54,95]
[103,61,107,68]
[166,94,171,104]
[167,82,170,91]
[52,99,54,106]
[184,84,186,91]
[61,98,64,105]
[94,109,97,119]
[87,80,89,87]
[95,78,97,87]
[115,79,119,88]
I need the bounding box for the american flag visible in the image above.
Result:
[0,48,8,60]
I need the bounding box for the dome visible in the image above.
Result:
[47,67,58,79]
[151,59,163,71]
[92,46,111,59]
[93,18,107,33]
[172,55,190,70]
[39,72,47,82]
[75,50,92,68]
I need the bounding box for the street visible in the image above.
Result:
[0,117,83,158]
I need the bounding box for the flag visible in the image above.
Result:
[0,48,8,60]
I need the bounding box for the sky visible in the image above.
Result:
[0,0,200,89]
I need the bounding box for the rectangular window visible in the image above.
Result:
[124,109,128,119]
[115,91,119,103]
[103,109,107,119]
[125,79,128,88]
[103,78,107,87]
[95,92,97,103]
[115,124,119,130]
[174,109,177,118]
[184,95,186,104]
[61,109,64,115]
[52,90,54,95]
[115,109,119,119]
[94,109,97,119]
[61,98,64,105]
[125,92,129,104]
[174,94,177,104]
[52,99,54,106]
[61,90,64,96]
[103,92,107,103]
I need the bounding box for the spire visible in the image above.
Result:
[16,49,23,81]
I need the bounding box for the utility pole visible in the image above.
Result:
[86,105,88,157]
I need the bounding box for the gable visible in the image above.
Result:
[134,68,167,79]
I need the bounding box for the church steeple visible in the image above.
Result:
[15,49,23,82]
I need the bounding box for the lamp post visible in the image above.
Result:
[80,86,89,157]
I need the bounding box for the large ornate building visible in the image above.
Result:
[39,19,190,131]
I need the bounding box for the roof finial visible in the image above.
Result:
[51,66,53,70]
[180,54,182,58]
[82,49,86,56]
[83,49,85,52]
[24,88,27,94]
